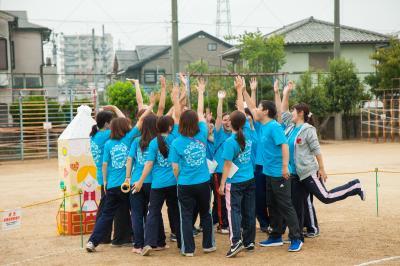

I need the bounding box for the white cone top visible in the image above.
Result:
[58,105,96,140]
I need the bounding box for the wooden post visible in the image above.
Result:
[382,93,386,143]
[367,101,371,142]
[390,96,394,142]
[375,98,379,143]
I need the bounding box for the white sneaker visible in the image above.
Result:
[203,246,217,253]
[182,252,194,257]
[86,241,96,252]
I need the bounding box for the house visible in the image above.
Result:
[114,30,233,88]
[0,10,50,111]
[222,17,391,81]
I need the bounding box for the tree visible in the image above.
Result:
[238,31,286,73]
[294,71,329,123]
[365,38,400,96]
[324,58,367,138]
[106,81,148,119]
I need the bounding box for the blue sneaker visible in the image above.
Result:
[259,237,283,247]
[288,239,303,252]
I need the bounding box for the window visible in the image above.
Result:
[0,38,8,70]
[208,43,217,51]
[144,70,157,84]
[309,52,333,71]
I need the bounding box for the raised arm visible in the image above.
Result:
[281,81,294,113]
[235,76,245,113]
[157,75,167,116]
[243,87,257,120]
[127,79,144,111]
[179,73,188,109]
[196,77,206,122]
[215,90,226,131]
[103,105,125,118]
[102,162,108,193]
[250,77,257,106]
[135,92,155,130]
[274,79,282,122]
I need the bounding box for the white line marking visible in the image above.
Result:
[355,256,400,266]
[2,248,81,266]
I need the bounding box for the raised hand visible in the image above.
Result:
[273,79,279,93]
[217,90,226,99]
[250,77,257,91]
[179,72,187,87]
[234,75,243,92]
[160,75,166,88]
[196,77,206,94]
[283,80,294,95]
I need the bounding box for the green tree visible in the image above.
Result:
[365,38,400,96]
[106,81,148,119]
[294,71,329,121]
[324,58,367,137]
[238,31,286,73]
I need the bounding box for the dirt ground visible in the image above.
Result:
[0,141,399,266]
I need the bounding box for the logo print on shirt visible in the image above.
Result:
[157,151,171,167]
[137,149,148,166]
[237,140,252,164]
[110,143,129,169]
[184,141,206,167]
[90,141,101,165]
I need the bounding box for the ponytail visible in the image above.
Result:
[90,125,98,137]
[236,127,246,152]
[157,134,169,158]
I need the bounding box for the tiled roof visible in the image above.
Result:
[115,50,139,71]
[5,10,49,30]
[266,16,390,44]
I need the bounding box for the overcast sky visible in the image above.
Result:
[1,0,399,51]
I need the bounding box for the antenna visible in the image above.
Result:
[216,0,232,40]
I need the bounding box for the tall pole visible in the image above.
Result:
[171,0,179,80]
[334,0,340,58]
[92,28,97,87]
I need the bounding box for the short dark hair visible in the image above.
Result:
[260,100,277,119]
[90,110,113,137]
[179,110,199,137]
[110,117,131,140]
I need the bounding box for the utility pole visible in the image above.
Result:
[334,0,340,58]
[171,0,179,81]
[92,28,97,87]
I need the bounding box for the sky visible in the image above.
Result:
[1,0,399,52]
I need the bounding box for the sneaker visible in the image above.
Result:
[226,241,244,258]
[153,245,169,251]
[259,236,283,247]
[304,231,320,238]
[217,227,229,234]
[283,238,291,244]
[86,241,96,252]
[288,239,303,252]
[267,226,273,234]
[181,252,194,257]
[141,245,152,256]
[359,184,366,201]
[170,233,177,242]
[132,247,142,254]
[203,246,217,253]
[244,243,255,251]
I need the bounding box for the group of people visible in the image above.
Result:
[86,74,366,258]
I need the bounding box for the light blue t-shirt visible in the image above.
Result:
[169,121,209,185]
[213,127,231,173]
[102,127,140,189]
[260,120,288,178]
[206,140,215,160]
[90,129,111,186]
[222,122,254,183]
[147,125,179,189]
[129,137,153,184]
[254,121,269,166]
[288,125,303,175]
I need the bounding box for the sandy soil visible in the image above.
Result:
[0,141,399,266]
